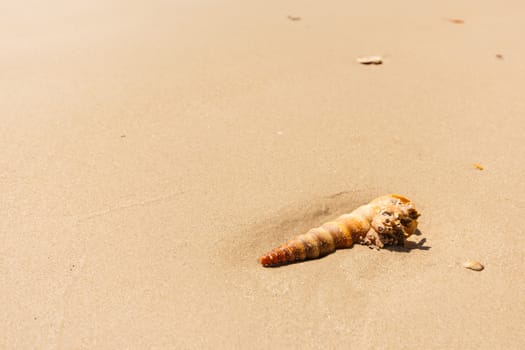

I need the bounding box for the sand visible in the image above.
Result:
[2,0,525,348]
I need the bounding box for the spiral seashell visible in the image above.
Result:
[259,194,420,267]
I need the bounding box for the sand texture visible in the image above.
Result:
[2,0,525,348]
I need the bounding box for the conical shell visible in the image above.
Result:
[259,194,420,267]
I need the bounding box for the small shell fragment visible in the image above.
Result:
[357,56,383,65]
[446,18,465,24]
[463,260,484,271]
[473,163,484,170]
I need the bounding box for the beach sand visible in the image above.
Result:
[2,0,524,348]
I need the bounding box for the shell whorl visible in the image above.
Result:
[259,213,369,267]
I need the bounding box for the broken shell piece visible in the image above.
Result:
[287,15,301,21]
[473,163,484,170]
[446,18,465,24]
[357,56,383,65]
[463,260,484,271]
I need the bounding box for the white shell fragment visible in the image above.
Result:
[357,56,383,65]
[463,260,484,271]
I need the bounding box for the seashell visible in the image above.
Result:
[287,15,301,21]
[463,260,484,271]
[446,18,465,24]
[356,56,383,65]
[472,163,484,170]
[259,194,420,267]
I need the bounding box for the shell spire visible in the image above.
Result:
[259,194,420,267]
